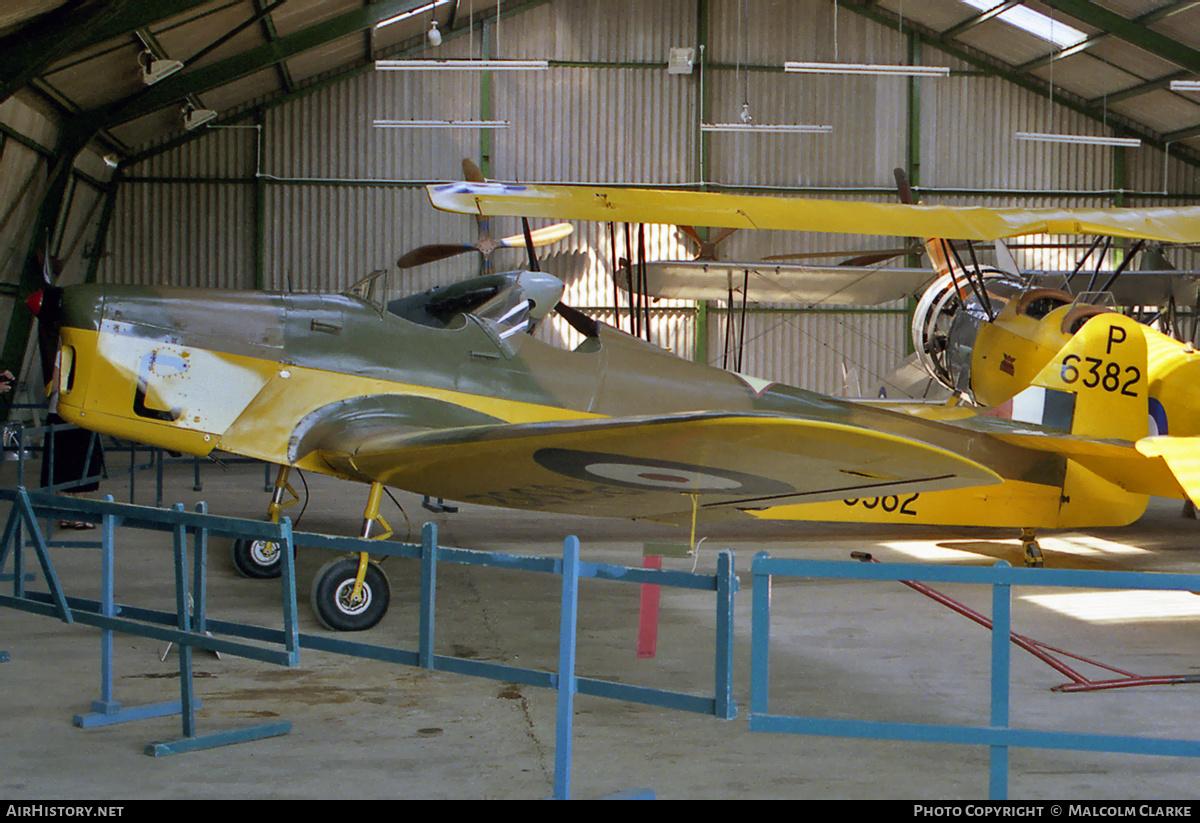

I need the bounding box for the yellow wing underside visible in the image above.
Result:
[428,182,1200,243]
[340,413,1001,523]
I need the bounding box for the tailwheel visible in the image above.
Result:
[310,555,391,632]
[231,537,283,579]
[1021,528,1044,568]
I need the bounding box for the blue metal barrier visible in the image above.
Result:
[748,553,1200,800]
[0,487,737,798]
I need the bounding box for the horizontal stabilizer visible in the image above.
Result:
[1137,436,1200,503]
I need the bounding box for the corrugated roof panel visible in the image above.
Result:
[285,33,370,86]
[1112,88,1200,134]
[153,3,267,70]
[270,0,360,36]
[1084,38,1183,82]
[1024,53,1143,102]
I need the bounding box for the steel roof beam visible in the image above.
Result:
[1016,0,1199,75]
[79,0,433,134]
[839,1,1194,166]
[0,0,213,104]
[940,0,1025,40]
[1037,0,1200,76]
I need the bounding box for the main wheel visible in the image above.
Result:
[310,557,391,632]
[231,537,283,579]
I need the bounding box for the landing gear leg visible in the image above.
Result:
[310,481,392,632]
[1021,527,1044,568]
[231,465,298,579]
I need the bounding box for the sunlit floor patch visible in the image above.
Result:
[1022,590,1200,624]
[1035,535,1149,557]
[880,540,982,562]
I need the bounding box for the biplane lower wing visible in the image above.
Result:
[428,181,1200,243]
[322,411,1001,521]
[615,260,935,305]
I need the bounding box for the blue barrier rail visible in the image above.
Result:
[0,487,737,799]
[748,553,1200,800]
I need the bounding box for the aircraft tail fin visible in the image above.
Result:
[1029,311,1147,442]
[1027,311,1150,527]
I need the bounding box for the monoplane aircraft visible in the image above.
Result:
[24,182,1200,630]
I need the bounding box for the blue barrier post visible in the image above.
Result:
[420,522,437,669]
[554,535,581,800]
[715,550,737,720]
[989,563,1012,800]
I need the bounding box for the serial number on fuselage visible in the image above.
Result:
[841,492,920,515]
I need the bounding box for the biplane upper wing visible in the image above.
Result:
[309,411,1001,521]
[615,260,936,305]
[428,181,1200,243]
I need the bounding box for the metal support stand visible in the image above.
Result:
[144,502,290,755]
[74,498,192,728]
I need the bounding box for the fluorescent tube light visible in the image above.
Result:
[1169,80,1200,92]
[784,62,949,77]
[701,123,833,134]
[1015,131,1141,147]
[376,0,451,30]
[373,120,510,129]
[375,59,549,71]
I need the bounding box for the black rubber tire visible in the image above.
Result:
[231,537,283,579]
[310,557,391,632]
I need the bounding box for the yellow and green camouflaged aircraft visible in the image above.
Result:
[26,182,1200,629]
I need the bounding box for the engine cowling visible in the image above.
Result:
[909,270,1112,408]
[911,269,1026,399]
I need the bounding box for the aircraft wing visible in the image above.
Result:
[614,260,935,305]
[327,411,1001,521]
[428,181,1200,243]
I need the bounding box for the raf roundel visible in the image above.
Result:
[532,448,794,496]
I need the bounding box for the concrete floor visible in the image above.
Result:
[1,456,1198,800]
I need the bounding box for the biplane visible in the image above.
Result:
[23,177,1200,629]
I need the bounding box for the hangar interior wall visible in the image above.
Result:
[7,0,1200,400]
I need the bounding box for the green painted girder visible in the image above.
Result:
[80,0,434,134]
[1037,0,1200,77]
[1016,1,1198,76]
[940,0,1025,40]
[0,0,213,105]
[840,1,1196,166]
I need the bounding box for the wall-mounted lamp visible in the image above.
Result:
[182,103,217,131]
[139,50,183,85]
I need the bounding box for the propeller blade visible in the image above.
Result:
[520,218,540,272]
[840,245,925,266]
[894,167,915,205]
[396,243,478,269]
[462,158,486,183]
[497,222,574,249]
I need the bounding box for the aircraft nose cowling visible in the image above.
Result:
[57,284,108,333]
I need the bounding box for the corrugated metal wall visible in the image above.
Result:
[98,0,1200,397]
[0,94,114,395]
